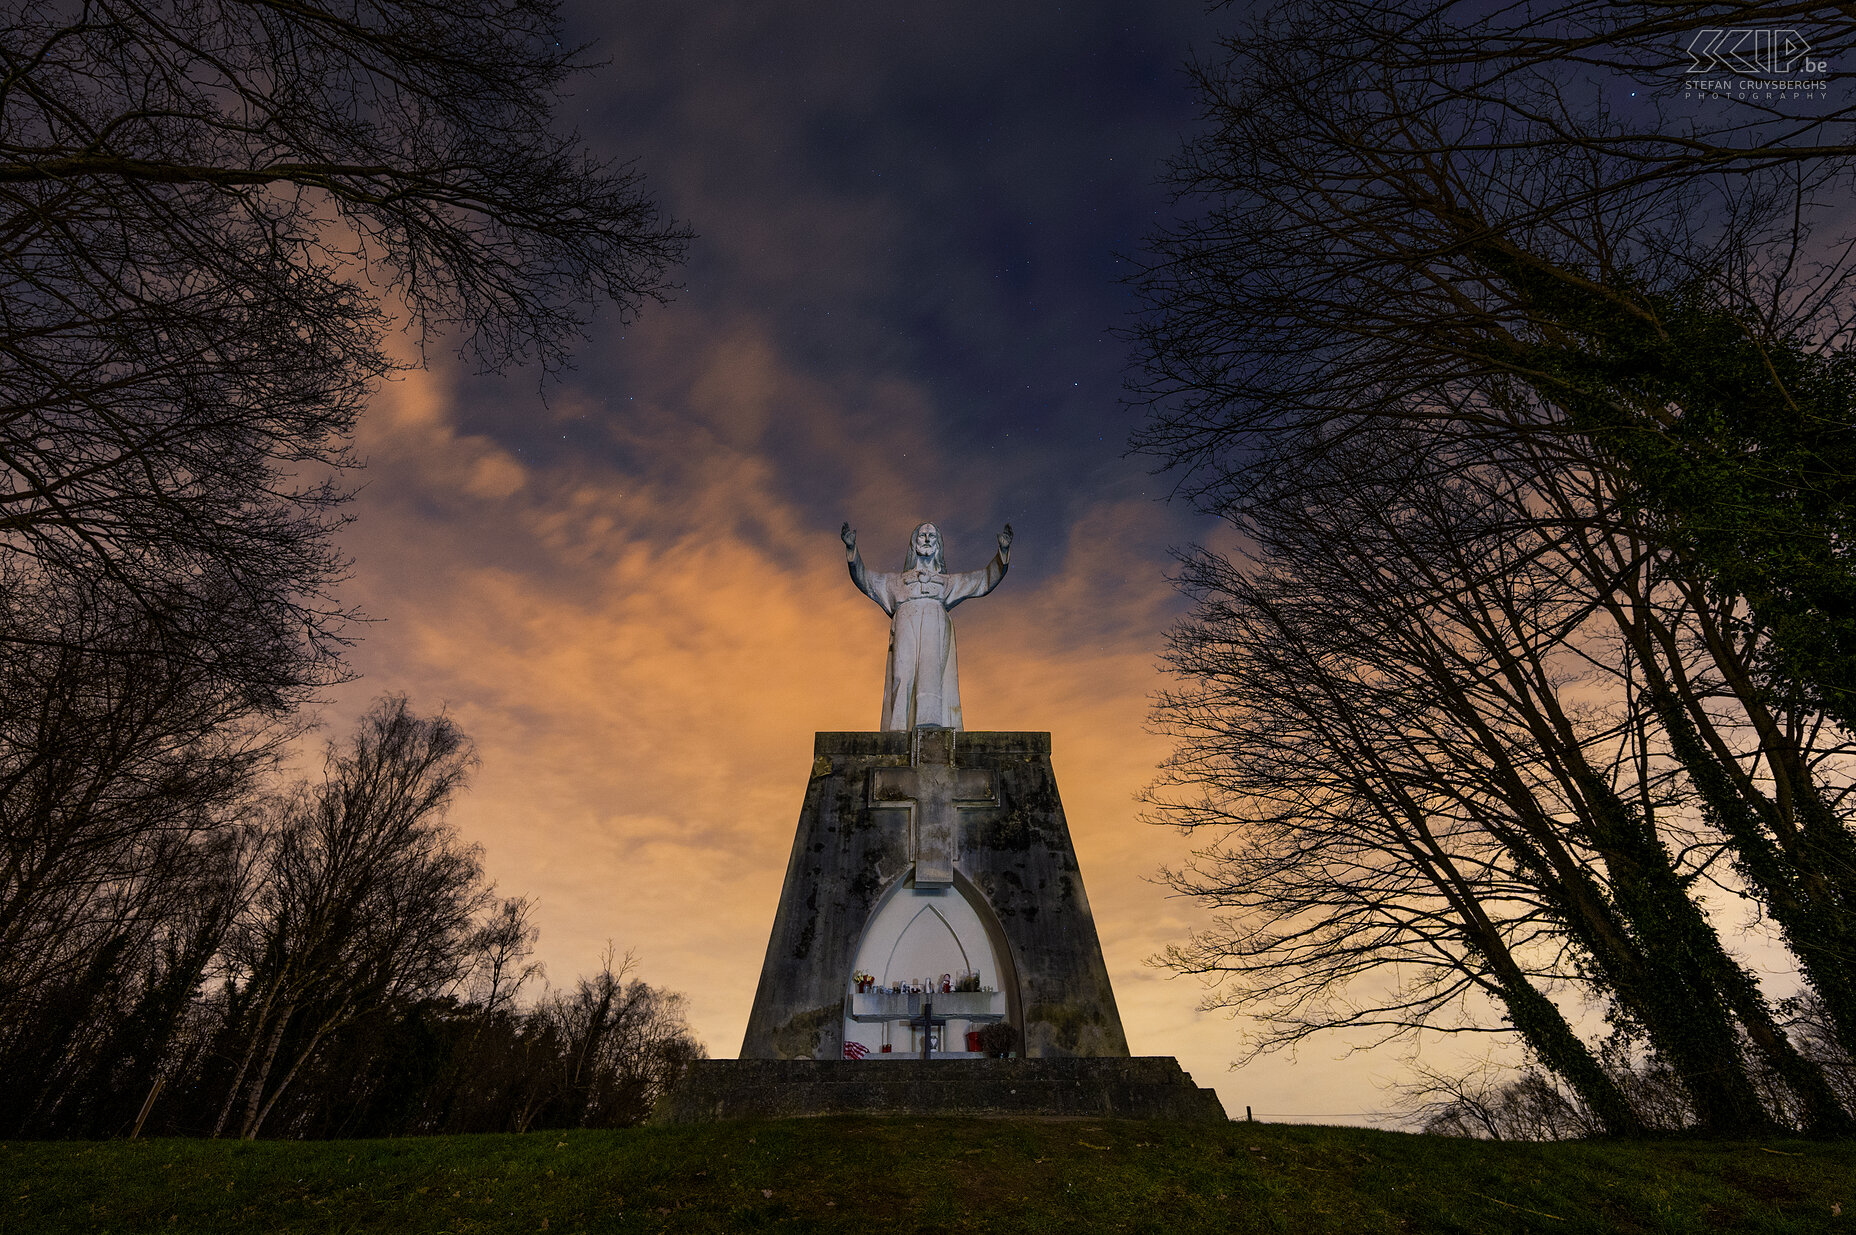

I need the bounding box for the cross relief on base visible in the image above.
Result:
[867,728,997,886]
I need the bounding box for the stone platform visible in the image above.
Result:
[653,1057,1228,1123]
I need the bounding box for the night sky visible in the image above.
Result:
[319,1,1396,1124]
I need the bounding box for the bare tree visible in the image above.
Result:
[1133,0,1856,1134]
[1390,1060,1608,1141]
[0,569,275,1135]
[2,0,688,703]
[1134,0,1856,727]
[2,0,687,1138]
[1151,432,1850,1133]
[213,695,486,1139]
[1282,1,1856,179]
[1528,450,1856,1071]
[465,896,545,1020]
[529,948,706,1130]
[1,679,708,1139]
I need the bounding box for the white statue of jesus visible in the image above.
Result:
[841,520,1013,731]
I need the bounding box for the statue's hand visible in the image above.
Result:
[841,522,857,554]
[998,523,1014,556]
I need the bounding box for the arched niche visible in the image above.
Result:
[842,871,1021,1058]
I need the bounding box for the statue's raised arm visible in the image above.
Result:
[843,521,895,616]
[842,520,1011,731]
[940,523,1011,610]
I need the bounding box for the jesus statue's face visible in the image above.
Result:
[913,524,940,559]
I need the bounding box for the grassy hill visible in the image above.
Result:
[3,1117,1850,1234]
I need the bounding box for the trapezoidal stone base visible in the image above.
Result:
[653,1058,1228,1123]
[741,730,1129,1063]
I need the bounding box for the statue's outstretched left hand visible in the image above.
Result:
[998,523,1014,556]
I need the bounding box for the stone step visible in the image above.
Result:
[653,1057,1228,1123]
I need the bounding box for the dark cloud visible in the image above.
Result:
[440,1,1219,570]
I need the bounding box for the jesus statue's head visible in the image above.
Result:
[904,522,944,572]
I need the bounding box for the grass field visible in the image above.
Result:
[3,1117,1851,1234]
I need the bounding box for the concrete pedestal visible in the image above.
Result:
[740,731,1129,1062]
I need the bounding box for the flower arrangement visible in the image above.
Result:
[954,970,982,992]
[852,970,875,993]
[977,1021,1018,1058]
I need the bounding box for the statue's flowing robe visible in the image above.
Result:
[849,552,1008,730]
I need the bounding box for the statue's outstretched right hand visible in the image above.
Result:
[841,522,857,553]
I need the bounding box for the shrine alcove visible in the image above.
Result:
[842,872,1020,1057]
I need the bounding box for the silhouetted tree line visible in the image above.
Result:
[1399,996,1856,1141]
[0,695,702,1140]
[1,0,695,1140]
[1134,0,1856,1137]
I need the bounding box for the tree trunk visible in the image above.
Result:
[237,998,294,1140]
[245,1010,342,1141]
[213,977,280,1139]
